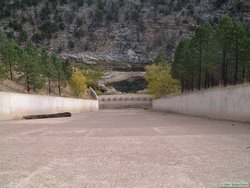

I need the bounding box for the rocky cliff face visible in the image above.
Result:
[0,0,249,64]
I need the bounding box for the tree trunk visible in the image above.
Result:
[191,75,194,91]
[48,76,51,94]
[181,78,184,93]
[211,76,215,87]
[242,66,245,83]
[58,80,61,96]
[221,48,227,87]
[24,112,71,120]
[185,80,188,92]
[234,37,239,85]
[225,59,228,86]
[9,59,13,80]
[33,81,36,92]
[26,75,30,93]
[198,40,202,90]
[207,74,210,88]
[204,69,208,89]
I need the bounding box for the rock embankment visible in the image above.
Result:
[98,71,146,94]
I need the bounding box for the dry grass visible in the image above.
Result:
[0,79,91,99]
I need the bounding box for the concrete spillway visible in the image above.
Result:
[98,94,152,109]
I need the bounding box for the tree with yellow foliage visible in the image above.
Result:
[145,64,179,98]
[69,71,87,98]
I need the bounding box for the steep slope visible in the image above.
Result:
[0,0,249,64]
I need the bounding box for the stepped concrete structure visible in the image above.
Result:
[98,94,152,109]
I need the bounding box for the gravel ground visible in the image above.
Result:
[0,110,249,188]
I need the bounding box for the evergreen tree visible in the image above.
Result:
[216,15,234,86]
[1,40,19,80]
[154,51,167,66]
[172,38,197,92]
[52,56,66,96]
[231,20,248,84]
[243,31,250,82]
[18,42,44,92]
[0,30,73,96]
[0,63,5,79]
[193,22,215,89]
[62,59,72,82]
[41,50,56,94]
[173,16,250,91]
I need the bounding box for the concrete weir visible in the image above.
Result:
[98,94,152,109]
[0,92,99,121]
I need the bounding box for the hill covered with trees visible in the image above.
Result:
[0,0,249,63]
[0,31,72,95]
[145,15,250,97]
[0,31,102,98]
[0,0,250,97]
[172,15,250,92]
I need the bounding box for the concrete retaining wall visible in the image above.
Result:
[153,84,250,122]
[0,92,99,121]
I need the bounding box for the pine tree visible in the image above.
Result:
[41,50,56,94]
[1,40,19,80]
[52,56,66,96]
[0,63,5,79]
[154,51,167,66]
[172,38,197,92]
[231,20,249,84]
[217,15,234,86]
[242,31,250,82]
[193,22,215,89]
[18,42,45,92]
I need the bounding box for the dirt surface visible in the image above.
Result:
[0,79,91,99]
[0,110,250,188]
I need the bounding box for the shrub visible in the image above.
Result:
[69,71,87,97]
[68,40,75,49]
[145,64,179,98]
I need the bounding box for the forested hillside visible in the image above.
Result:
[0,0,249,63]
[145,15,250,97]
[0,31,72,95]
[0,0,250,97]
[172,15,250,92]
[0,31,103,98]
